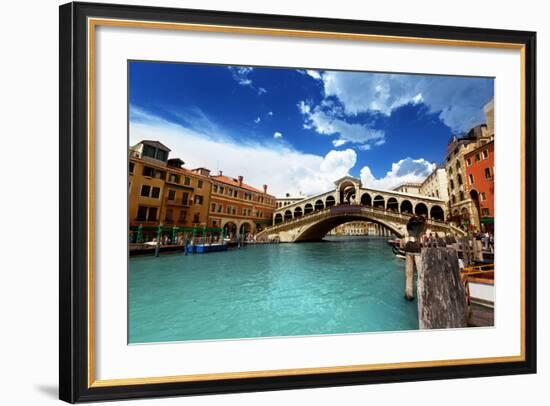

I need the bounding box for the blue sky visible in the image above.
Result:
[129,61,493,197]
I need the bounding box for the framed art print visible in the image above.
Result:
[59,2,537,403]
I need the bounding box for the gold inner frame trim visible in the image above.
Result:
[87,17,527,388]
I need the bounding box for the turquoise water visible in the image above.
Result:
[129,236,418,344]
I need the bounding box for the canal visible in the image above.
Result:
[129,236,418,344]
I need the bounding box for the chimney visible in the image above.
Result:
[285,193,290,197]
[238,175,243,187]
[218,170,223,176]
[263,184,268,193]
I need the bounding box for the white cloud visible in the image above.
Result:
[267,111,273,116]
[360,157,435,190]
[298,100,385,148]
[227,66,266,96]
[273,131,283,139]
[332,139,347,147]
[254,117,261,124]
[319,71,492,132]
[130,107,356,196]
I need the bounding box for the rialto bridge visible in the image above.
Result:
[257,176,465,242]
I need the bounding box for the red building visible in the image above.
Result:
[464,140,494,232]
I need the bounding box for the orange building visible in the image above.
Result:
[128,140,213,243]
[208,172,276,239]
[464,140,494,232]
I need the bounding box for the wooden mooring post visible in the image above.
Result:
[416,247,468,329]
[405,253,415,301]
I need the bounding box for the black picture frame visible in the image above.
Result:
[59,1,537,403]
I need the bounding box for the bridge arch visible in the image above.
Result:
[360,192,372,206]
[294,206,303,218]
[239,222,252,236]
[274,213,283,225]
[304,203,313,215]
[373,195,385,209]
[223,221,237,238]
[338,180,357,204]
[294,213,404,242]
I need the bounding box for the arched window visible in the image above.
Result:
[373,195,385,209]
[387,197,398,211]
[294,206,303,218]
[360,193,372,206]
[415,203,428,217]
[304,203,313,215]
[400,200,413,214]
[314,200,324,211]
[284,210,293,221]
[326,195,336,207]
[274,213,283,225]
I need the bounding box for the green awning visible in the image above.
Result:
[481,217,494,224]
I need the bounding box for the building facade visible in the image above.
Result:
[464,140,495,232]
[393,183,422,195]
[276,194,307,209]
[445,98,494,230]
[128,140,212,243]
[208,172,277,239]
[419,166,449,201]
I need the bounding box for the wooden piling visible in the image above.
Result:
[416,247,467,329]
[405,253,415,301]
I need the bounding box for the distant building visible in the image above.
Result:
[393,183,422,195]
[419,166,449,201]
[276,193,307,209]
[464,140,494,232]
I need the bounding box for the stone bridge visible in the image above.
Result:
[257,176,465,242]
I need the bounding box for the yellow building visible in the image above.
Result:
[128,140,213,243]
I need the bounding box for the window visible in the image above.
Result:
[211,203,216,212]
[482,149,489,159]
[194,195,203,205]
[136,206,147,220]
[469,174,474,185]
[168,173,180,183]
[485,167,493,179]
[480,192,487,201]
[466,158,471,166]
[140,185,151,197]
[153,169,165,180]
[213,184,218,193]
[481,208,490,216]
[165,209,173,223]
[459,191,464,201]
[457,174,463,185]
[193,213,200,223]
[217,204,222,213]
[451,195,456,204]
[182,192,189,205]
[450,179,454,190]
[197,180,203,189]
[147,207,157,221]
[212,220,217,226]
[184,177,191,186]
[475,153,481,162]
[448,167,453,175]
[234,190,238,198]
[142,166,154,177]
[168,190,176,201]
[156,149,167,162]
[129,162,135,174]
[219,186,224,194]
[143,144,156,158]
[178,210,186,222]
[151,187,160,199]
